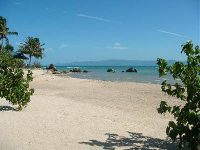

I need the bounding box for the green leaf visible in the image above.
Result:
[157,41,200,149]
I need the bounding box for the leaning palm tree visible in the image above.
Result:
[0,16,18,52]
[19,37,45,67]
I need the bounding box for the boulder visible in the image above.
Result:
[126,67,137,72]
[83,70,89,73]
[47,64,57,71]
[107,68,115,73]
[52,71,61,74]
[61,70,68,74]
[70,68,81,72]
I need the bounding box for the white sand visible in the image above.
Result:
[0,69,180,150]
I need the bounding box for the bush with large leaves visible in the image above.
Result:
[0,51,34,110]
[0,16,34,110]
[157,41,200,149]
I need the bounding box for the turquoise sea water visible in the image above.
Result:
[56,66,178,84]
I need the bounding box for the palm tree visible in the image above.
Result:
[19,37,45,67]
[4,43,14,52]
[0,16,18,52]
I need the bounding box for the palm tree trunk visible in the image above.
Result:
[29,55,32,67]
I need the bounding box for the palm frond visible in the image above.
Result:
[8,31,18,35]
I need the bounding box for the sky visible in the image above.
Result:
[0,0,199,64]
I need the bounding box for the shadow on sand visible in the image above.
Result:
[0,106,17,112]
[79,131,177,150]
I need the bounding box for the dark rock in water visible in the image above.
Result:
[61,70,68,74]
[122,70,125,72]
[52,71,61,74]
[70,68,81,72]
[107,68,115,73]
[47,64,57,71]
[126,67,137,72]
[83,70,89,73]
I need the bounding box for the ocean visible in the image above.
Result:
[56,66,179,84]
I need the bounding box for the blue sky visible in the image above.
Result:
[0,0,199,64]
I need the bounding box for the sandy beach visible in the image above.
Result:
[0,69,180,150]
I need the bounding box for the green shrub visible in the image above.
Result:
[157,41,200,149]
[0,51,34,110]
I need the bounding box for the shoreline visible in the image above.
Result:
[51,70,162,85]
[0,69,180,149]
[58,73,161,85]
[54,66,163,84]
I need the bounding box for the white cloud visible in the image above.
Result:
[59,44,68,49]
[114,42,121,46]
[77,14,121,24]
[14,2,22,5]
[111,42,128,50]
[46,47,53,51]
[157,29,190,38]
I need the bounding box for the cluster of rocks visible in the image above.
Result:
[107,67,137,73]
[46,64,57,71]
[46,64,89,74]
[70,68,81,72]
[70,68,89,73]
[125,67,137,72]
[46,64,137,74]
[46,64,69,74]
[107,68,116,73]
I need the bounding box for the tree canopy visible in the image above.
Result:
[0,16,18,51]
[19,37,44,67]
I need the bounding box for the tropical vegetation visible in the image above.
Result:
[0,16,18,51]
[0,51,34,110]
[19,37,44,67]
[157,41,200,149]
[0,16,35,110]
